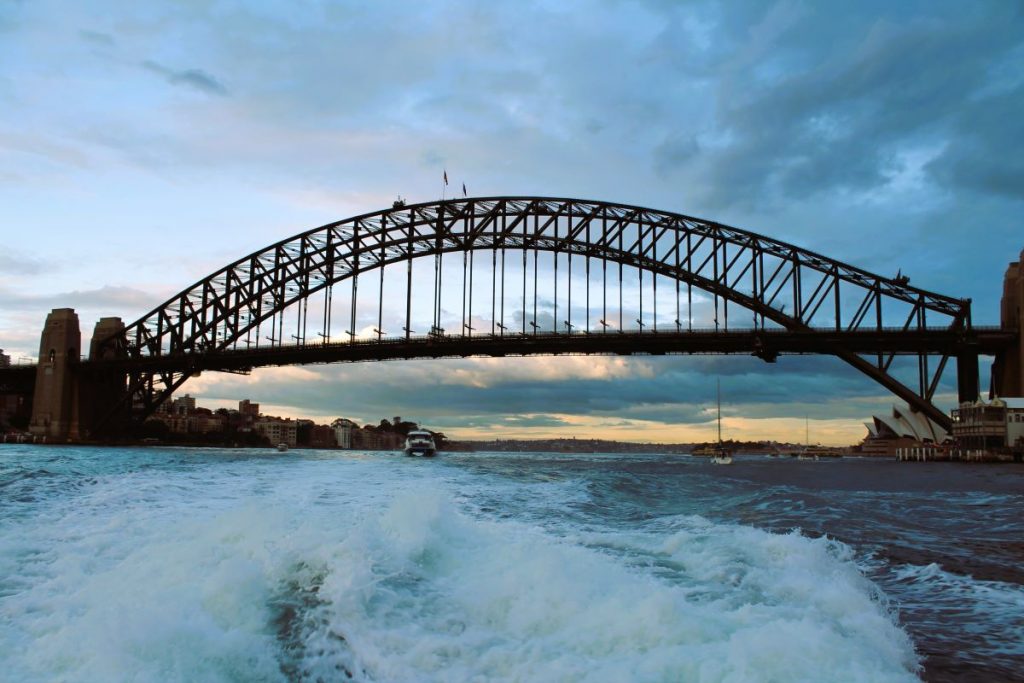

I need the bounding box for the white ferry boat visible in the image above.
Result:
[404,430,437,457]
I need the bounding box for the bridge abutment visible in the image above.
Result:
[992,249,1024,398]
[27,310,130,441]
[82,317,128,439]
[29,308,82,441]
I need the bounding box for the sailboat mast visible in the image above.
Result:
[717,378,722,445]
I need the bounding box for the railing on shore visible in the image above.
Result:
[896,446,1017,462]
[1,434,47,444]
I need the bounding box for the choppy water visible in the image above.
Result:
[1,447,1021,682]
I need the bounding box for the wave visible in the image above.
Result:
[0,453,922,682]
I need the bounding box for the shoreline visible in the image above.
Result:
[3,435,1022,464]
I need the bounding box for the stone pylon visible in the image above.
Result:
[82,317,128,438]
[993,249,1024,397]
[29,308,82,441]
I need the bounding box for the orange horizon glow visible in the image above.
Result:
[197,398,868,446]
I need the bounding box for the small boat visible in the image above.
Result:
[276,443,289,452]
[785,418,840,459]
[704,379,733,465]
[404,430,436,457]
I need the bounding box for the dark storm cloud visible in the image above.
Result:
[927,84,1024,200]
[2,0,1019,437]
[142,60,228,96]
[653,134,700,177]
[203,353,896,429]
[651,1,1024,208]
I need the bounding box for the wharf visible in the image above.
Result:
[896,446,1020,463]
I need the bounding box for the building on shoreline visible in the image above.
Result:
[239,400,260,418]
[254,418,298,448]
[952,397,1024,454]
[860,405,949,456]
[169,394,196,416]
[332,418,358,448]
[140,395,439,451]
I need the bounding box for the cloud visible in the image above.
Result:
[0,0,1018,443]
[653,134,700,177]
[0,130,91,168]
[180,351,904,438]
[652,2,1024,209]
[141,60,228,96]
[0,251,45,275]
[0,285,157,312]
[927,85,1024,200]
[79,29,114,46]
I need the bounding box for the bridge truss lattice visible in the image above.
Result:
[96,197,984,431]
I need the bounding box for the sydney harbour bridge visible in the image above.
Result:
[2,196,1020,440]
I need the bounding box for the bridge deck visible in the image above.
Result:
[59,326,1015,375]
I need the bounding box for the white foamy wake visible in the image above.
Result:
[0,454,921,682]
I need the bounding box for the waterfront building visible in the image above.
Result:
[331,418,358,449]
[254,418,297,447]
[951,397,1024,453]
[353,427,398,450]
[861,405,950,456]
[170,394,196,416]
[239,399,260,418]
[0,349,9,368]
[309,424,337,448]
[187,412,227,434]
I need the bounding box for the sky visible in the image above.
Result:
[1,0,1022,445]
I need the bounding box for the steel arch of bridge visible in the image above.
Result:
[98,197,977,430]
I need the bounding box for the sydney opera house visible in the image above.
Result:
[861,405,950,456]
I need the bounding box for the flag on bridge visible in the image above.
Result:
[443,170,448,186]
[462,182,467,197]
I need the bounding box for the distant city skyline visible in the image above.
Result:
[2,1,1022,445]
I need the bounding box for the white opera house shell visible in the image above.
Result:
[861,405,950,455]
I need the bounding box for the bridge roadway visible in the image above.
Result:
[69,325,1014,374]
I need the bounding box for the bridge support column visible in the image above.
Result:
[82,317,128,439]
[29,308,82,441]
[957,352,979,404]
[993,249,1024,397]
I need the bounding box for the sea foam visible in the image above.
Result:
[0,450,921,682]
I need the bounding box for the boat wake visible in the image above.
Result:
[0,449,924,682]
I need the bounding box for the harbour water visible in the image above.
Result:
[1,446,1021,682]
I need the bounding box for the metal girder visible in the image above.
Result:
[92,196,981,426]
